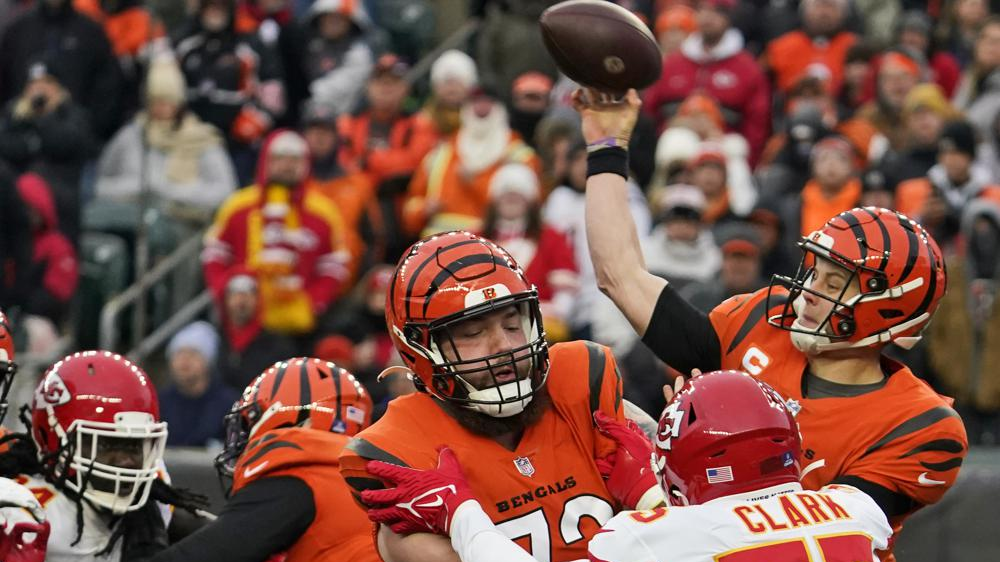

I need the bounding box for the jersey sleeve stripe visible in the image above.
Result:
[345,437,410,467]
[862,406,961,456]
[727,295,788,354]
[584,341,607,414]
[242,440,304,466]
[345,476,386,494]
[919,457,964,471]
[899,438,965,457]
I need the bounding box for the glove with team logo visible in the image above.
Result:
[594,411,665,510]
[363,446,477,536]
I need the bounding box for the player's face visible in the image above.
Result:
[799,258,859,330]
[438,305,532,390]
[81,434,146,495]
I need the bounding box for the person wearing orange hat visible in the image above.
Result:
[643,0,771,166]
[780,135,862,242]
[681,220,765,312]
[508,71,553,150]
[654,4,697,56]
[854,49,925,152]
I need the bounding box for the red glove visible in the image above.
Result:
[594,411,662,510]
[363,446,476,535]
[0,521,50,562]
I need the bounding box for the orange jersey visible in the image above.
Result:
[340,340,624,562]
[233,427,380,562]
[709,288,968,554]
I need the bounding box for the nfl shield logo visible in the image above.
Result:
[514,456,535,477]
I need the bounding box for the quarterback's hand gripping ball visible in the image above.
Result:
[364,446,477,536]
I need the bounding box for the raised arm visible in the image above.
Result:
[576,89,666,336]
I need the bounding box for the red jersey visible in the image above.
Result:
[339,340,624,562]
[708,288,968,557]
[233,427,380,562]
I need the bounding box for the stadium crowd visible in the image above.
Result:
[0,0,993,560]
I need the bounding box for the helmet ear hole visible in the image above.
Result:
[837,319,855,335]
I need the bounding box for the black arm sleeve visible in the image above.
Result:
[641,284,722,374]
[833,475,916,518]
[146,477,316,562]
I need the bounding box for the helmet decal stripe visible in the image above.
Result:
[860,207,891,271]
[241,439,303,466]
[422,253,514,317]
[269,361,291,400]
[838,211,870,260]
[895,212,920,282]
[906,228,939,324]
[295,360,312,425]
[402,239,482,320]
[331,365,343,428]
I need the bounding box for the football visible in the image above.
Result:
[539,0,663,94]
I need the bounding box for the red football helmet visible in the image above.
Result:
[654,370,801,505]
[767,207,947,353]
[215,358,373,478]
[1,309,16,424]
[30,351,166,514]
[385,231,549,417]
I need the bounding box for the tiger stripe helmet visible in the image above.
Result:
[386,231,549,416]
[215,358,372,477]
[767,207,947,352]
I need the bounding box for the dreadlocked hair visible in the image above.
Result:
[97,480,210,558]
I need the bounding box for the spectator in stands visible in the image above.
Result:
[0,0,123,139]
[837,42,879,118]
[508,71,553,151]
[14,173,78,328]
[0,163,32,310]
[301,0,375,117]
[654,4,697,57]
[0,61,96,242]
[879,83,960,189]
[644,185,721,292]
[896,10,961,98]
[747,203,797,277]
[765,0,857,95]
[852,0,900,49]
[855,49,925,152]
[422,49,477,138]
[159,320,238,447]
[216,268,297,391]
[954,17,1000,145]
[939,0,989,69]
[480,163,578,342]
[475,0,558,100]
[174,0,284,182]
[301,99,377,274]
[74,0,170,116]
[403,88,540,237]
[649,125,701,194]
[643,0,770,164]
[896,119,999,245]
[756,104,832,199]
[686,142,748,227]
[338,54,438,186]
[533,115,582,193]
[96,55,237,230]
[859,167,895,210]
[778,135,862,243]
[682,220,765,312]
[928,198,1000,445]
[203,130,352,336]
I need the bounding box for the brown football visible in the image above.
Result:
[539,0,662,94]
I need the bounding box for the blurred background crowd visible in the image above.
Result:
[2,0,1000,451]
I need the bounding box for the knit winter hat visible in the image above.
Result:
[431,49,478,89]
[489,163,541,202]
[939,120,977,159]
[146,55,187,104]
[167,321,219,364]
[902,83,958,120]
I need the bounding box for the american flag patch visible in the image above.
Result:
[706,466,734,483]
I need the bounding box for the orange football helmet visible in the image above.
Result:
[767,207,947,353]
[215,358,373,477]
[385,231,549,417]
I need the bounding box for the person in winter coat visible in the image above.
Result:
[877,83,960,190]
[300,0,375,117]
[215,268,297,391]
[480,163,578,342]
[0,163,32,311]
[14,173,78,326]
[764,0,857,96]
[642,0,770,165]
[0,61,96,242]
[96,55,237,227]
[420,49,477,138]
[953,17,1000,145]
[202,129,352,335]
[643,185,722,291]
[0,0,123,139]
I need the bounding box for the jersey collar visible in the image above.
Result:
[704,482,803,505]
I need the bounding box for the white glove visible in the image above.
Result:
[0,478,45,524]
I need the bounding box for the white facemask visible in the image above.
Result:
[462,378,534,418]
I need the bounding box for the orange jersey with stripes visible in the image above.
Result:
[340,340,624,562]
[233,427,379,562]
[708,288,968,555]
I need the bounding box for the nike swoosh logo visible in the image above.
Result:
[415,496,444,509]
[918,472,946,486]
[243,461,270,479]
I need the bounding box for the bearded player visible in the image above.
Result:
[575,88,966,558]
[339,231,657,562]
[142,357,378,562]
[363,370,893,562]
